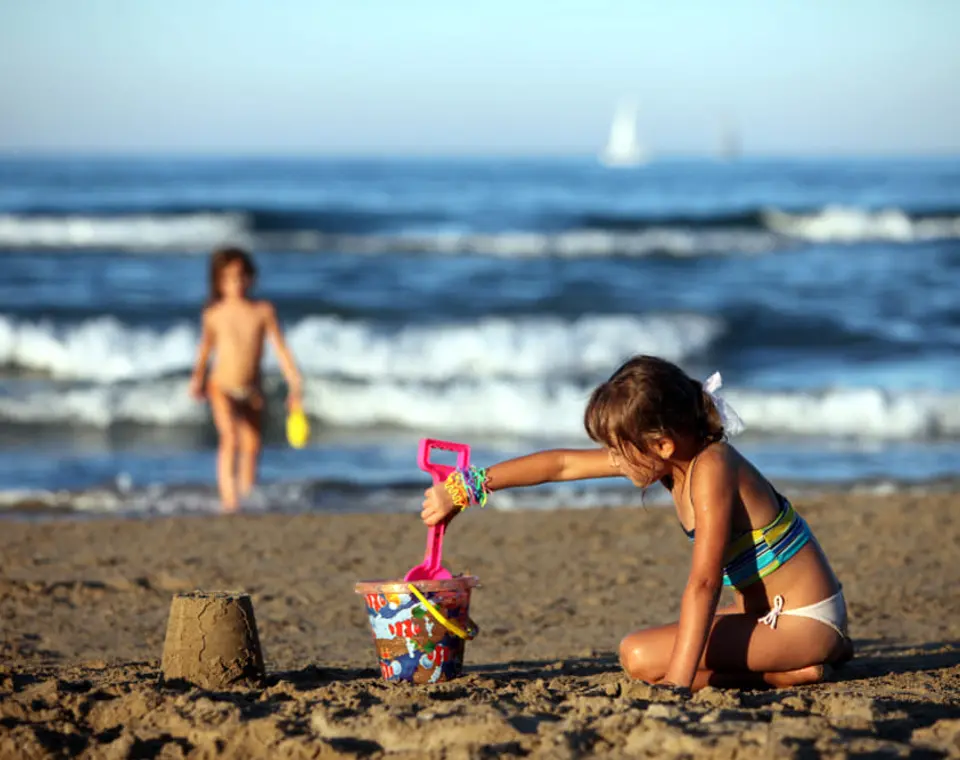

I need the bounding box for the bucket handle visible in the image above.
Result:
[407,584,479,641]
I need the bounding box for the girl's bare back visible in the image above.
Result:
[674,444,842,615]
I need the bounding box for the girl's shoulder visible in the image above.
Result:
[688,442,740,506]
[694,441,738,475]
[690,443,783,529]
[252,299,278,316]
[201,302,222,322]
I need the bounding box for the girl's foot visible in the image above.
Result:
[690,664,829,691]
[832,637,855,666]
[763,664,827,688]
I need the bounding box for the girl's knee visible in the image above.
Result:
[239,438,261,456]
[619,633,666,683]
[238,418,262,455]
[219,432,238,453]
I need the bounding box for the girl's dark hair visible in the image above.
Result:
[208,246,256,305]
[584,355,724,458]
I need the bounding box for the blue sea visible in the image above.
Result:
[1,156,958,518]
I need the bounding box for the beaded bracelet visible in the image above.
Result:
[443,466,489,511]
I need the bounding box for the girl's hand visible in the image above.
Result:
[188,375,206,401]
[421,483,457,526]
[287,378,303,411]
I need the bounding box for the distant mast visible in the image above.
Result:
[599,99,647,168]
[718,118,741,162]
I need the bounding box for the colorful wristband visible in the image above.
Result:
[443,467,489,511]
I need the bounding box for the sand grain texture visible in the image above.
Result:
[1,492,958,758]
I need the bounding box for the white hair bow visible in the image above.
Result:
[703,371,745,437]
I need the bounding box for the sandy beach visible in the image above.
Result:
[1,491,959,758]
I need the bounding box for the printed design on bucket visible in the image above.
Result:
[361,583,473,684]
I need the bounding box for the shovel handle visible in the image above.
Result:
[419,439,471,571]
[418,438,471,484]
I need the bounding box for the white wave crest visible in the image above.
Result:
[724,387,960,440]
[0,317,198,382]
[0,213,251,251]
[0,313,721,383]
[0,380,957,441]
[3,207,957,255]
[303,229,784,257]
[0,378,199,427]
[0,212,781,257]
[286,313,720,382]
[764,207,960,243]
[306,383,960,441]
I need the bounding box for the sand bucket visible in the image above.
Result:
[355,576,479,684]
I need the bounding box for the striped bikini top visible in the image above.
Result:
[682,491,813,590]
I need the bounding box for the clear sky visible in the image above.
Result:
[1,0,958,156]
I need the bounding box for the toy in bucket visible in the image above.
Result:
[354,438,480,684]
[404,439,471,582]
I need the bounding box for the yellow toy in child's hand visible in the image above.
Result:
[286,408,310,449]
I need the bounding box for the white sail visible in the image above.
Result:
[600,99,646,167]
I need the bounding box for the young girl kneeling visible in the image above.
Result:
[421,355,852,692]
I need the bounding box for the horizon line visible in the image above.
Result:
[2,148,960,162]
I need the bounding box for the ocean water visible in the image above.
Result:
[1,156,959,518]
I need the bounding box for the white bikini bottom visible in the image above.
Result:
[759,589,848,639]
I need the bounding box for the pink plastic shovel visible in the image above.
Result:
[404,438,471,583]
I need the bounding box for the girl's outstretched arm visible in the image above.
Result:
[421,448,620,525]
[189,310,214,400]
[264,303,303,406]
[662,447,735,689]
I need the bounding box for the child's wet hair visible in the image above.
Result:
[584,355,724,457]
[208,246,256,304]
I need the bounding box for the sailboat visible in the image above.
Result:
[599,99,647,168]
